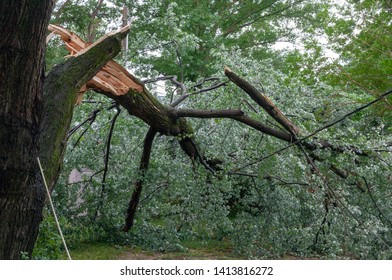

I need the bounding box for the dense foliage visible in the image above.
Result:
[34,0,391,259]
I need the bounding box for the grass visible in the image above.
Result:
[62,238,244,260]
[65,242,128,260]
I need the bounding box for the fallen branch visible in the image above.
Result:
[225,66,300,135]
[124,127,157,231]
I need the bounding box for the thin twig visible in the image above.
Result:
[362,176,392,227]
[263,174,310,186]
[170,80,229,107]
[93,105,121,223]
[68,109,100,139]
[139,182,169,204]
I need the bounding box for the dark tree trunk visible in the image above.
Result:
[0,0,54,259]
[0,0,128,259]
[0,0,53,259]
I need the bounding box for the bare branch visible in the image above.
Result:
[173,108,244,119]
[191,77,221,90]
[139,182,169,204]
[93,105,121,222]
[170,78,229,107]
[170,94,189,107]
[242,99,258,113]
[231,114,293,142]
[124,127,157,231]
[225,66,300,135]
[192,81,229,95]
[68,109,100,139]
[102,105,121,190]
[143,75,186,93]
[263,174,310,186]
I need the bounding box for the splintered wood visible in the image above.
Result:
[47,24,143,104]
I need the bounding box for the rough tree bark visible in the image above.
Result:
[0,1,129,259]
[0,0,54,260]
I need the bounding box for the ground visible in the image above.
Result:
[64,240,243,260]
[64,240,320,260]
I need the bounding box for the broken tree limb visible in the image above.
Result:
[48,24,141,103]
[40,25,129,191]
[49,25,295,150]
[224,66,300,136]
[47,27,176,135]
[42,25,391,236]
[50,25,371,165]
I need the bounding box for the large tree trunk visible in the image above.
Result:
[0,0,54,260]
[0,0,129,259]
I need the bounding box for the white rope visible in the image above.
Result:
[37,157,72,260]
